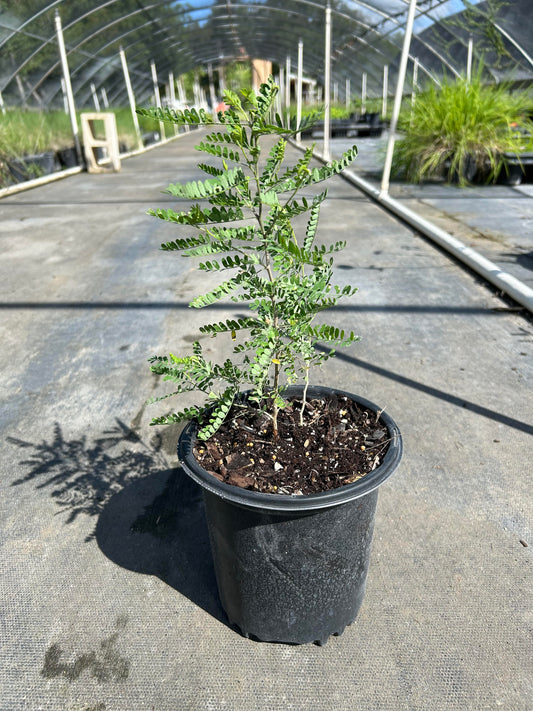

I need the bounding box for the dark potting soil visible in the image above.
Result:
[193,394,391,495]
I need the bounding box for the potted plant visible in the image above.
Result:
[138,76,403,645]
[392,68,533,186]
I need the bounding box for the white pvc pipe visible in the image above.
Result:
[342,167,533,314]
[101,87,109,109]
[323,3,332,161]
[0,89,5,115]
[362,72,367,114]
[296,39,303,143]
[120,47,143,150]
[380,0,418,196]
[55,9,82,164]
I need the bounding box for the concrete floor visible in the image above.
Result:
[320,133,533,291]
[0,133,531,710]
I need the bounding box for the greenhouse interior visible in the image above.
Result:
[1,2,532,710]
[1,0,533,187]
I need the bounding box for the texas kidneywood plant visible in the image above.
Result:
[138,76,359,441]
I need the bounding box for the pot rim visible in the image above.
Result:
[178,385,403,512]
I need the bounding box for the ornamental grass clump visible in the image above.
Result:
[394,68,533,185]
[138,77,358,441]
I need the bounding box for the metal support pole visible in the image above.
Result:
[346,77,350,110]
[382,65,388,119]
[207,63,217,116]
[168,71,179,135]
[274,73,282,116]
[193,73,200,107]
[60,77,68,114]
[362,72,367,114]
[120,47,143,150]
[323,3,332,161]
[55,9,82,163]
[218,62,226,94]
[177,76,189,132]
[411,57,418,112]
[90,83,100,111]
[0,90,5,115]
[168,71,176,107]
[101,88,109,109]
[467,35,473,82]
[285,56,291,126]
[151,59,165,141]
[380,0,418,197]
[296,39,303,143]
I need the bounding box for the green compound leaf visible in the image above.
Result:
[164,167,246,199]
[137,106,214,126]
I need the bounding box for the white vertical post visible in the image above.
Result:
[218,62,226,94]
[0,90,5,115]
[285,55,291,125]
[323,2,332,161]
[60,77,68,114]
[207,63,217,116]
[333,81,338,103]
[177,76,189,132]
[296,39,303,142]
[382,64,389,118]
[274,73,282,116]
[169,71,179,135]
[193,73,200,107]
[90,83,100,111]
[177,76,186,104]
[120,47,143,150]
[279,67,285,114]
[380,0,418,196]
[101,87,109,109]
[55,9,82,163]
[362,72,367,114]
[168,71,176,106]
[345,77,350,110]
[151,59,165,141]
[467,35,473,82]
[411,57,419,113]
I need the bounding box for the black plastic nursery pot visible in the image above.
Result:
[178,385,403,645]
[7,151,59,183]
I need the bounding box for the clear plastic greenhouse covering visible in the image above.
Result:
[0,0,532,110]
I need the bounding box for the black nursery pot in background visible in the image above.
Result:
[178,386,403,645]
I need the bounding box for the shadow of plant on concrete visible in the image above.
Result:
[9,420,168,537]
[8,421,224,623]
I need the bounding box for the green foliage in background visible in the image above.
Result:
[0,108,160,161]
[138,77,359,439]
[393,69,533,185]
